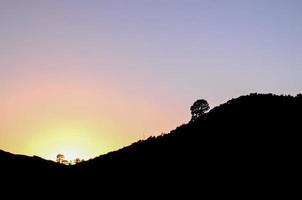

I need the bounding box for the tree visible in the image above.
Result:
[190,99,210,121]
[74,158,83,164]
[56,154,65,164]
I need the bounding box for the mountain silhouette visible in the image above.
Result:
[1,93,301,194]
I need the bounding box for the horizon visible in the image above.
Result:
[1,0,301,161]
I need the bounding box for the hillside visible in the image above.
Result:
[72,94,301,180]
[0,149,65,179]
[1,93,301,191]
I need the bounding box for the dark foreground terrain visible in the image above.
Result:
[1,93,301,194]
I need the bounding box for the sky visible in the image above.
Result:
[0,0,301,161]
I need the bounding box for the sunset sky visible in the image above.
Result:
[1,0,301,161]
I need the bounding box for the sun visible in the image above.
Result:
[48,144,82,162]
[58,147,81,161]
[24,126,95,161]
[53,146,84,165]
[24,125,112,162]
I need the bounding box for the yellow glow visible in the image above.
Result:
[0,76,184,161]
[26,127,95,161]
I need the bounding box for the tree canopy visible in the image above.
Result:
[190,99,210,121]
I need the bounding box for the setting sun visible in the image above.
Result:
[51,146,82,162]
[25,126,106,161]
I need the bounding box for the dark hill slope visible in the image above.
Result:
[73,93,301,186]
[0,149,65,180]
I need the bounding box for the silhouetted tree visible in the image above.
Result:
[190,99,210,121]
[56,154,65,164]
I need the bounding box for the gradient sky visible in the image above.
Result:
[1,0,301,160]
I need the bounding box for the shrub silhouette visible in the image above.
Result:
[74,158,84,164]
